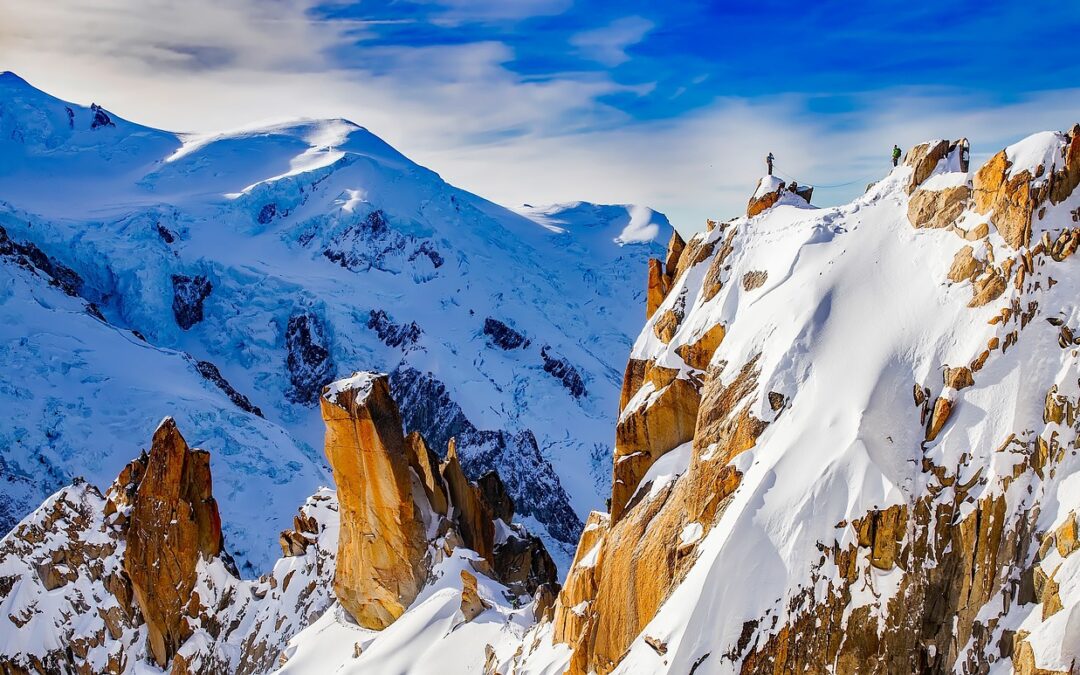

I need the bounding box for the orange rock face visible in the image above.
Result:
[122,418,225,668]
[905,139,951,193]
[610,374,700,521]
[320,373,430,630]
[646,258,672,320]
[440,440,495,564]
[747,178,784,217]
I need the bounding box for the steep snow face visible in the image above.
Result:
[0,72,669,572]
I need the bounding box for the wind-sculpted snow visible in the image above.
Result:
[0,72,669,572]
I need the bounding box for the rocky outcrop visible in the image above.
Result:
[321,371,558,630]
[646,258,670,319]
[972,127,1080,249]
[285,311,334,405]
[459,570,491,621]
[320,373,430,629]
[171,274,212,330]
[747,177,812,217]
[483,317,530,350]
[389,366,583,546]
[904,139,951,193]
[368,308,423,350]
[646,231,688,320]
[123,418,226,668]
[190,358,264,416]
[908,184,971,229]
[610,370,700,521]
[540,345,587,398]
[0,371,557,674]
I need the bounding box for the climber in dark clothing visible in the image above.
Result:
[766,152,775,176]
[892,145,902,167]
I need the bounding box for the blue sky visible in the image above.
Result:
[2,0,1079,231]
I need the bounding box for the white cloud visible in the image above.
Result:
[1,1,1078,237]
[570,16,654,67]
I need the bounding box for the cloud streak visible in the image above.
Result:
[1,0,1079,234]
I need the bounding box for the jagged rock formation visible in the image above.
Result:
[0,371,556,673]
[121,419,226,667]
[747,175,813,217]
[0,422,340,675]
[317,369,559,625]
[503,127,1080,675]
[320,373,431,629]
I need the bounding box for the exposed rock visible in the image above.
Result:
[459,570,491,622]
[646,258,670,319]
[191,358,264,416]
[675,322,726,371]
[404,431,449,516]
[741,270,767,291]
[477,471,514,523]
[540,345,587,398]
[611,374,700,521]
[944,366,974,390]
[89,103,115,130]
[947,245,981,283]
[969,269,1008,307]
[368,309,423,350]
[286,311,334,405]
[483,317,530,350]
[122,418,227,668]
[320,373,429,629]
[747,177,784,217]
[926,396,953,441]
[652,309,681,344]
[0,224,84,298]
[532,582,559,622]
[905,139,951,193]
[1054,512,1078,558]
[908,185,971,229]
[973,149,1039,249]
[390,366,583,547]
[440,439,496,564]
[493,532,558,597]
[664,230,686,278]
[171,274,212,330]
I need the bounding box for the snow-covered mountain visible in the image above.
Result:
[0,72,671,573]
[6,66,1080,675]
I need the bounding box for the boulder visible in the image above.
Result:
[905,140,951,193]
[947,245,981,283]
[320,373,430,630]
[459,570,491,622]
[908,185,971,229]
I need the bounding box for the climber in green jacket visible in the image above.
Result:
[892,145,902,167]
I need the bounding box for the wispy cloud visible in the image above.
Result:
[1,1,1079,234]
[571,16,654,67]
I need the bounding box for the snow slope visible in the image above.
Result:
[498,131,1080,673]
[0,71,670,573]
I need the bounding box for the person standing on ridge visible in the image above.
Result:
[892,144,902,167]
[766,152,775,176]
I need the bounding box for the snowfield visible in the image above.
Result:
[0,71,670,574]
